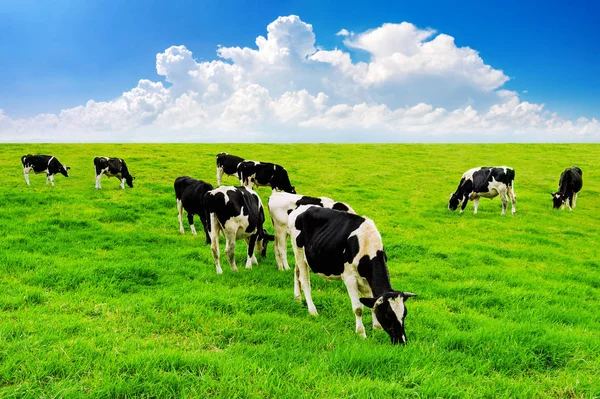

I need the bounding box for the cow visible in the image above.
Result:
[552,166,583,210]
[205,186,274,274]
[21,154,70,186]
[448,166,516,215]
[288,205,417,344]
[268,191,355,271]
[216,152,245,185]
[237,160,296,193]
[94,157,135,190]
[174,176,214,243]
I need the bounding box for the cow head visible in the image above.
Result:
[360,291,417,344]
[448,192,462,211]
[125,175,135,188]
[255,229,275,257]
[59,165,70,177]
[551,192,565,209]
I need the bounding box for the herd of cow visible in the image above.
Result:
[19,153,584,344]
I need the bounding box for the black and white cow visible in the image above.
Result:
[94,157,135,190]
[216,152,245,185]
[288,205,417,344]
[448,166,516,215]
[268,191,355,271]
[552,166,583,210]
[21,154,70,186]
[174,176,214,243]
[237,160,296,193]
[205,186,274,274]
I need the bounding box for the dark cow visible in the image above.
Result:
[21,154,70,186]
[448,166,516,215]
[174,176,214,243]
[216,152,245,185]
[268,191,355,271]
[552,166,583,210]
[288,205,417,344]
[237,160,296,193]
[205,186,274,274]
[94,157,135,190]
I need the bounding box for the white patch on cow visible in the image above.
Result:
[388,296,406,326]
[210,185,233,204]
[461,167,482,181]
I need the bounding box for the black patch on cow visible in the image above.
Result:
[295,196,324,207]
[332,202,349,212]
[22,154,70,178]
[293,207,365,276]
[237,161,296,193]
[94,157,135,187]
[174,176,214,243]
[216,153,245,176]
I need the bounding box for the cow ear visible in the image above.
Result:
[359,298,377,308]
[402,292,417,299]
[66,166,71,170]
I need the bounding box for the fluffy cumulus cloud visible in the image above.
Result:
[1,15,598,142]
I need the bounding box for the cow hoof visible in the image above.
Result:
[179,229,185,234]
[308,309,318,316]
[216,268,223,275]
[294,295,302,302]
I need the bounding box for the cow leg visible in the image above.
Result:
[293,265,302,301]
[46,174,49,185]
[459,195,469,214]
[472,197,480,214]
[225,231,238,272]
[187,213,198,235]
[23,168,31,186]
[216,167,224,186]
[120,178,126,190]
[209,214,223,274]
[342,274,367,338]
[199,211,211,244]
[176,199,185,234]
[274,224,290,271]
[499,191,508,216]
[49,174,55,187]
[566,196,573,211]
[95,174,102,189]
[245,235,258,269]
[358,283,381,330]
[573,192,578,208]
[508,185,517,214]
[295,250,317,315]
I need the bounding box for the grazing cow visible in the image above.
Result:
[552,166,583,210]
[94,157,135,190]
[448,166,516,215]
[205,186,274,274]
[21,154,70,186]
[268,191,355,271]
[288,205,417,344]
[216,152,245,185]
[174,176,214,243]
[237,160,296,193]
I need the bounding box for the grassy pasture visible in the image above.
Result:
[0,143,599,398]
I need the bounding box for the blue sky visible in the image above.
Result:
[1,0,598,142]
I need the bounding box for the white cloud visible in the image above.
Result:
[0,15,598,143]
[336,29,353,37]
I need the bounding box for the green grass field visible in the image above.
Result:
[1,144,599,398]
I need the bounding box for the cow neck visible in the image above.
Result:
[369,256,394,297]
